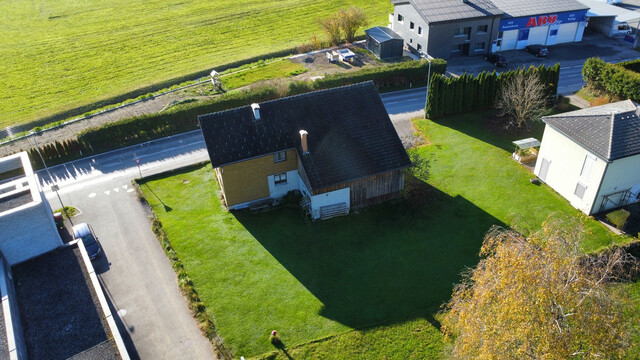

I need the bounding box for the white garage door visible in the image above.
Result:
[501,30,518,50]
[528,26,548,45]
[557,22,578,43]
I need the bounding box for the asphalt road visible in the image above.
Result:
[41,132,214,360]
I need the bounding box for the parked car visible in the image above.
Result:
[525,44,548,57]
[53,212,64,230]
[72,223,102,260]
[485,53,507,67]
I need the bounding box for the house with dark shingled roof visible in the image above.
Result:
[198,81,412,220]
[534,100,640,215]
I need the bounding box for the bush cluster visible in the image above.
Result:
[582,57,640,101]
[425,64,559,118]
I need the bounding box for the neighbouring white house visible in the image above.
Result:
[0,152,62,265]
[534,100,640,215]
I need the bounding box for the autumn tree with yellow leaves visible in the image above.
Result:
[442,218,637,359]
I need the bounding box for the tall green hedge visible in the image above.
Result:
[582,57,640,101]
[425,64,559,118]
[619,59,640,74]
[315,58,447,89]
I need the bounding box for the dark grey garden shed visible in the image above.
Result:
[365,27,404,60]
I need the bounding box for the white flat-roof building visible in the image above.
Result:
[0,152,61,265]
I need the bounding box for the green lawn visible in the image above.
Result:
[139,112,633,358]
[414,113,629,252]
[222,60,307,91]
[140,164,489,357]
[0,0,390,128]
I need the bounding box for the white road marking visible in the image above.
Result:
[104,190,110,196]
[88,193,96,198]
[122,185,128,190]
[127,189,135,193]
[113,188,120,192]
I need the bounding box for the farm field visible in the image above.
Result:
[0,0,391,129]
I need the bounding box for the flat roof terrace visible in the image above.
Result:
[12,246,120,360]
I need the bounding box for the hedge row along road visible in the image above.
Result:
[0,0,391,129]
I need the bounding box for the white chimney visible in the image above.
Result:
[251,103,261,120]
[299,130,309,153]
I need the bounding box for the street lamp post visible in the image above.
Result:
[422,52,432,116]
[30,131,73,227]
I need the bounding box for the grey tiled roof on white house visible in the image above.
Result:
[543,100,640,162]
[490,0,588,18]
[391,0,503,24]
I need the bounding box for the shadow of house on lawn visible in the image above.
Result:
[233,180,505,329]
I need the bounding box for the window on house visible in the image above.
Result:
[454,27,471,39]
[550,29,558,36]
[418,26,423,35]
[410,22,415,30]
[274,173,287,185]
[574,182,587,199]
[451,44,463,53]
[417,44,422,51]
[580,155,595,179]
[409,38,413,44]
[398,14,404,23]
[273,151,286,163]
[477,25,488,33]
[497,31,504,39]
[474,42,485,50]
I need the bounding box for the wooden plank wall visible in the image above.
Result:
[313,169,405,207]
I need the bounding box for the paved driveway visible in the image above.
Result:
[62,180,216,360]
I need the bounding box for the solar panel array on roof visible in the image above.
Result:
[396,0,502,23]
[488,0,588,18]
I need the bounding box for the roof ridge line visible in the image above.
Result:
[607,113,616,159]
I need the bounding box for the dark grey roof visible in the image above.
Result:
[0,190,32,213]
[491,0,588,18]
[365,27,404,43]
[12,246,120,360]
[199,82,411,191]
[392,0,502,24]
[543,101,640,161]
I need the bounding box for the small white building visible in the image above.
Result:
[534,100,640,215]
[0,152,62,265]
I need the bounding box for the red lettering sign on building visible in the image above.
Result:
[526,14,558,28]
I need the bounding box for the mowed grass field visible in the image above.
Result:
[0,0,391,128]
